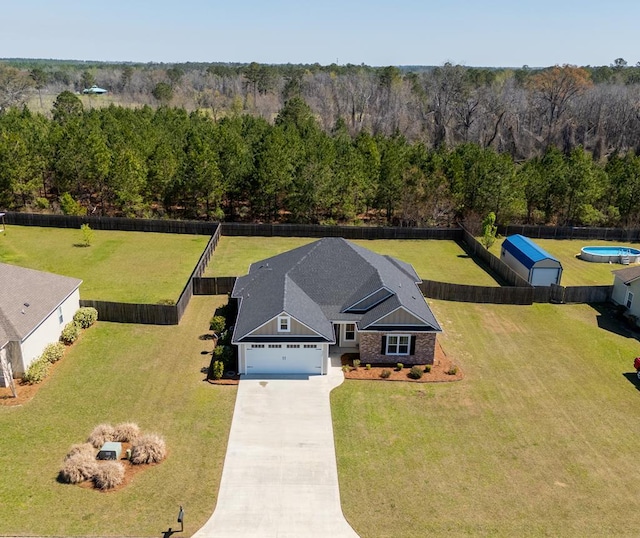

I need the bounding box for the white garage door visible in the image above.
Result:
[530,267,561,286]
[245,346,323,375]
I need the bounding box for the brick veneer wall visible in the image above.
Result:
[359,333,436,365]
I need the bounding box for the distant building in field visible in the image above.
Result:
[82,85,108,95]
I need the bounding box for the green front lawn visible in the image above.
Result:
[490,237,640,286]
[0,226,210,302]
[0,296,235,536]
[205,236,499,286]
[333,300,640,537]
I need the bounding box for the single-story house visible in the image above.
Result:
[500,234,563,286]
[611,265,640,317]
[230,237,442,375]
[0,263,81,386]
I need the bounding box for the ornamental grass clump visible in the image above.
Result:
[87,423,116,449]
[130,433,167,465]
[93,461,125,490]
[59,453,97,484]
[64,442,95,461]
[408,365,424,379]
[380,369,391,379]
[113,422,140,443]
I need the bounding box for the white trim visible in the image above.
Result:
[343,322,356,342]
[343,286,393,312]
[386,334,411,355]
[233,309,328,343]
[278,315,291,333]
[363,305,431,329]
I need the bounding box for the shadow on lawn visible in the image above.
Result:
[454,239,506,286]
[590,303,639,341]
[622,372,640,391]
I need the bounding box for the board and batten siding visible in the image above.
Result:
[370,307,426,327]
[247,316,319,336]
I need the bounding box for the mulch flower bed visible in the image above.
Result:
[342,342,463,383]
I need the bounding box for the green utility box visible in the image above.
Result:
[97,441,122,460]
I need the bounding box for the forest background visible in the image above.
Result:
[2,58,640,228]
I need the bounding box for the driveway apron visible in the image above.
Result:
[193,362,359,538]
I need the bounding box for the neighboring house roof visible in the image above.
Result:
[0,263,82,345]
[231,238,441,343]
[612,265,640,285]
[502,235,561,269]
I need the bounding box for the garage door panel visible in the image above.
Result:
[246,347,323,375]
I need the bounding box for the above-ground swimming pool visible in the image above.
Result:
[580,246,640,263]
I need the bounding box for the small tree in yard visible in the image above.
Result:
[481,211,498,249]
[80,224,94,246]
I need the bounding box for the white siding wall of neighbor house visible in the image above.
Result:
[18,288,80,374]
[612,279,640,318]
[0,345,8,387]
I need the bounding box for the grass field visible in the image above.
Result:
[333,299,640,537]
[0,226,210,302]
[0,295,235,536]
[490,237,640,286]
[205,236,500,286]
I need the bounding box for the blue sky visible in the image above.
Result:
[3,0,639,67]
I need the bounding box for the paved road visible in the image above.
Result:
[193,361,359,538]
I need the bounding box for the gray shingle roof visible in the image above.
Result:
[613,265,640,285]
[231,238,441,342]
[0,263,82,346]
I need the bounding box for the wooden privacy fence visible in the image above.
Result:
[79,228,223,325]
[4,212,219,235]
[460,226,531,287]
[175,227,222,320]
[419,281,534,304]
[79,300,178,325]
[193,277,237,295]
[499,224,640,242]
[221,222,463,240]
[420,281,612,305]
[4,212,619,320]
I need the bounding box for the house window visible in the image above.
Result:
[386,335,410,355]
[627,291,634,309]
[57,306,63,324]
[278,315,290,333]
[344,323,356,341]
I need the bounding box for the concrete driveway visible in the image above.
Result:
[193,358,359,538]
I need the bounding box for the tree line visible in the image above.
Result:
[2,59,640,162]
[2,91,640,228]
